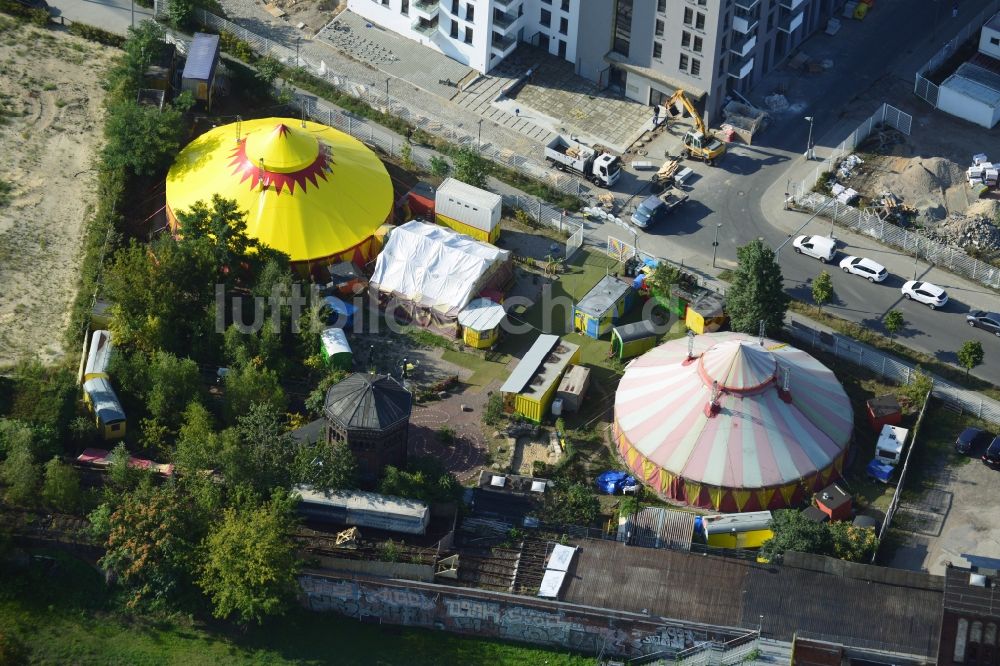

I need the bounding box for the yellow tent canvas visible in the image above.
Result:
[166,118,393,267]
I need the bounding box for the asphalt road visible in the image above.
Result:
[49,0,152,31]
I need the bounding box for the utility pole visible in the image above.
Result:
[386,76,390,99]
[131,0,134,27]
[804,116,815,160]
[295,36,301,67]
[712,223,722,268]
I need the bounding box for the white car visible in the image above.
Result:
[902,280,948,309]
[793,235,837,262]
[839,256,888,283]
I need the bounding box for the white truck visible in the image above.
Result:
[544,136,622,188]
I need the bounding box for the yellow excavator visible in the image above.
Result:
[663,89,727,166]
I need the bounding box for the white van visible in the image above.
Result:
[793,235,837,262]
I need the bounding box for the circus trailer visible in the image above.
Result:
[82,377,126,441]
[574,276,636,339]
[434,178,502,244]
[181,33,220,109]
[166,119,393,274]
[611,320,659,361]
[700,511,774,549]
[457,298,506,349]
[499,335,581,423]
[685,292,727,334]
[319,327,353,370]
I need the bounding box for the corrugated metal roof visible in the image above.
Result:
[625,506,695,550]
[83,377,125,423]
[499,334,559,394]
[437,178,503,212]
[294,486,429,520]
[324,373,411,430]
[84,330,113,378]
[457,298,506,331]
[944,564,1000,615]
[575,275,631,318]
[182,32,220,82]
[943,63,1000,106]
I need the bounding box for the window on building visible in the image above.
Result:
[541,0,551,3]
[691,58,701,76]
[986,623,998,646]
[681,31,690,47]
[955,619,968,663]
[561,0,570,11]
[698,0,707,5]
[451,0,458,15]
[655,19,664,36]
[450,18,459,38]
[695,12,705,30]
[693,36,702,52]
[400,0,408,15]
[683,7,693,24]
[464,25,473,43]
[679,53,688,71]
[612,0,633,56]
[653,41,662,59]
[466,3,473,20]
[719,58,725,75]
[559,16,568,34]
[540,8,551,26]
[558,39,566,58]
[657,0,666,13]
[992,37,1000,46]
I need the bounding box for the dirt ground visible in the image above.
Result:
[262,0,344,38]
[0,21,115,365]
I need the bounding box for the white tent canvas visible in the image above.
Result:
[371,221,510,316]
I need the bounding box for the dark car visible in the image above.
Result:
[983,437,1000,467]
[967,310,1000,337]
[956,427,992,454]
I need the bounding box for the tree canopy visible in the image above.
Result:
[958,340,984,377]
[759,509,878,563]
[726,239,789,336]
[537,480,601,526]
[811,270,833,313]
[378,457,462,505]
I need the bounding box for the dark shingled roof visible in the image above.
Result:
[324,373,411,431]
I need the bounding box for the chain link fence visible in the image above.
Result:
[785,319,1000,425]
[159,5,591,201]
[913,0,1000,105]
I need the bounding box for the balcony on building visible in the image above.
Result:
[493,0,518,11]
[412,0,439,20]
[734,0,760,10]
[728,55,754,80]
[779,0,804,10]
[778,9,804,33]
[731,6,759,34]
[729,33,756,58]
[492,9,519,34]
[491,32,517,57]
[412,16,439,36]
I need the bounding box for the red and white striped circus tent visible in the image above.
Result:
[613,331,853,512]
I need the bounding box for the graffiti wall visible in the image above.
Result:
[299,574,746,658]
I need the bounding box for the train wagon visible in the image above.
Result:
[294,486,430,535]
[82,377,127,441]
[700,511,773,549]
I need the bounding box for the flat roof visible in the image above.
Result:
[943,63,1000,106]
[944,564,1000,615]
[517,339,580,400]
[294,486,429,520]
[575,275,631,318]
[182,32,220,81]
[436,178,502,210]
[499,334,559,394]
[556,364,590,396]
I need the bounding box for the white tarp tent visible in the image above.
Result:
[371,221,510,317]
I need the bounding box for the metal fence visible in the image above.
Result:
[566,223,584,259]
[913,0,1000,105]
[160,5,591,200]
[785,319,1000,426]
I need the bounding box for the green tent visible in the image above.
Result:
[611,320,659,361]
[320,327,353,370]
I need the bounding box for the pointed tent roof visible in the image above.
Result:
[324,373,412,431]
[698,340,777,393]
[165,118,392,263]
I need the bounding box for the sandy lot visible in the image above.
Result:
[0,21,115,365]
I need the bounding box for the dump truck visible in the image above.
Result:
[545,136,622,188]
[662,90,726,165]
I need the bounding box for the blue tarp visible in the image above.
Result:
[866,458,894,483]
[596,471,638,495]
[322,295,357,328]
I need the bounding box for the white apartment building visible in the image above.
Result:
[349,0,844,121]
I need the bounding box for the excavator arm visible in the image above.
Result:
[664,89,708,136]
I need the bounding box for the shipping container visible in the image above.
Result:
[434,178,502,243]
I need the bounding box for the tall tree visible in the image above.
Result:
[102,95,192,177]
[726,239,790,336]
[452,148,490,188]
[146,351,203,432]
[645,262,683,304]
[294,440,357,491]
[41,457,82,513]
[220,404,297,494]
[811,271,833,313]
[958,341,985,377]
[759,509,834,561]
[1,444,40,506]
[883,310,904,344]
[174,401,223,475]
[199,493,300,625]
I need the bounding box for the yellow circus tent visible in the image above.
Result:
[165,118,393,268]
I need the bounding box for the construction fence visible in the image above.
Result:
[913,0,1000,106]
[157,5,591,200]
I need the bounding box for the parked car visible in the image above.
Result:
[901,280,948,309]
[839,256,888,283]
[956,427,992,454]
[793,235,836,262]
[967,310,1000,337]
[983,436,1000,467]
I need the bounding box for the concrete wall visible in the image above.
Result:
[299,572,748,658]
[574,0,613,81]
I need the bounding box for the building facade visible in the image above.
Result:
[348,0,843,121]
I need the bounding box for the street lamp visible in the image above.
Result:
[712,223,722,268]
[913,230,921,280]
[386,77,390,99]
[131,0,134,27]
[804,116,815,160]
[478,118,483,152]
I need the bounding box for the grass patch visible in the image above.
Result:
[402,326,457,351]
[441,348,510,387]
[789,300,1000,401]
[1,550,592,666]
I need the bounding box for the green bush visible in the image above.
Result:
[218,29,253,62]
[0,0,49,27]
[67,22,126,47]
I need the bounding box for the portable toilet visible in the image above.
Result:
[685,292,727,334]
[457,298,506,349]
[322,295,357,329]
[610,320,659,360]
[574,276,635,339]
[320,327,353,370]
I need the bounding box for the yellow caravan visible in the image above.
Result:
[500,335,581,422]
[83,377,127,441]
[700,511,773,549]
